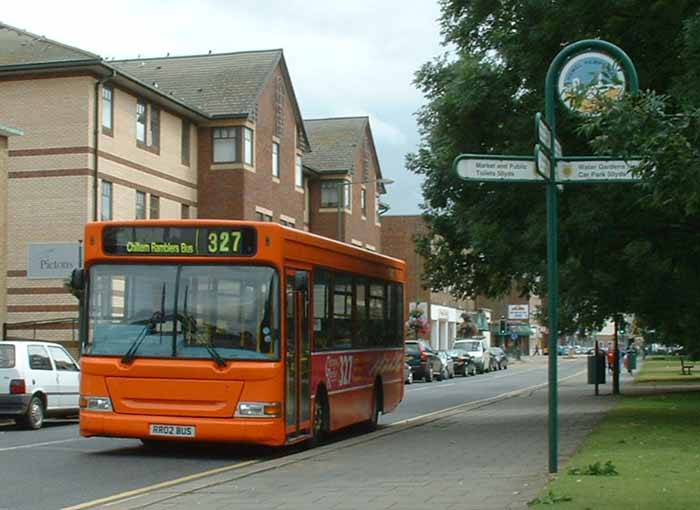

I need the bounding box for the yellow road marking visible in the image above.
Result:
[61,459,259,510]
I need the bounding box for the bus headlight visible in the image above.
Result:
[235,402,281,418]
[80,396,113,412]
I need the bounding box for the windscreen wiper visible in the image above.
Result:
[205,344,227,368]
[121,321,154,365]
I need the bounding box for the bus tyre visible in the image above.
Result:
[310,390,329,447]
[366,384,381,431]
[18,395,44,430]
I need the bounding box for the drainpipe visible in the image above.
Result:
[93,71,116,221]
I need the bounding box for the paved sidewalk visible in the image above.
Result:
[98,367,625,510]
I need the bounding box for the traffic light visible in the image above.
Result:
[499,319,507,335]
[619,320,626,335]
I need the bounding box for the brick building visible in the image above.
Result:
[304,117,386,251]
[381,215,473,350]
[381,214,544,352]
[0,123,23,334]
[0,23,390,347]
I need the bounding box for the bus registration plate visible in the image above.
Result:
[149,424,196,438]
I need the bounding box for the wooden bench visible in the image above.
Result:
[680,357,694,375]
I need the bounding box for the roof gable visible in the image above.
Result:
[0,23,99,65]
[111,50,282,118]
[303,117,369,173]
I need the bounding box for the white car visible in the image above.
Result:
[453,338,494,374]
[0,341,80,429]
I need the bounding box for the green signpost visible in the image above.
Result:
[453,39,639,473]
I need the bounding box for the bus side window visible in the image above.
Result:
[313,269,331,350]
[353,277,368,348]
[332,273,352,349]
[369,282,386,347]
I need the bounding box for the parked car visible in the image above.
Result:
[404,362,413,384]
[405,340,442,381]
[448,349,475,376]
[437,351,455,379]
[453,338,493,373]
[0,341,80,429]
[489,347,508,370]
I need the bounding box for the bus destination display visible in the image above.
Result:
[102,226,257,257]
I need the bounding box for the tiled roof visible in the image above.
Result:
[111,50,282,117]
[302,117,368,173]
[0,23,99,65]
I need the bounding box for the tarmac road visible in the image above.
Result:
[0,356,586,510]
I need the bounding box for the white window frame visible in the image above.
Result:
[102,86,113,131]
[244,127,254,165]
[213,127,238,163]
[295,155,303,188]
[272,142,280,178]
[101,181,112,221]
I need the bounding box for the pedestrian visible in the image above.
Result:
[534,344,540,356]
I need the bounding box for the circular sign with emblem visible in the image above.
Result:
[557,51,626,116]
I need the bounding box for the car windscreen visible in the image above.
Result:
[405,342,419,353]
[448,350,466,357]
[454,341,481,352]
[0,345,15,368]
[86,264,280,361]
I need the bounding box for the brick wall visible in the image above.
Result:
[0,136,7,329]
[345,127,382,251]
[197,65,305,224]
[0,74,199,344]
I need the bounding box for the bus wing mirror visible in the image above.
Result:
[66,268,85,297]
[294,272,308,292]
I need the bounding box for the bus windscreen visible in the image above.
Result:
[103,226,257,257]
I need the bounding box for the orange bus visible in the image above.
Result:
[73,220,406,446]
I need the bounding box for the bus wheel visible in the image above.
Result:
[311,389,329,446]
[366,384,382,431]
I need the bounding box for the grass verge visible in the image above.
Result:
[635,356,700,384]
[528,392,700,509]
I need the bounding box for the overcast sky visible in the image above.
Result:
[4,1,446,215]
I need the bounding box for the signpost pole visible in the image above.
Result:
[544,52,560,476]
[454,38,639,475]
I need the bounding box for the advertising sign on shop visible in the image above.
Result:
[508,304,529,320]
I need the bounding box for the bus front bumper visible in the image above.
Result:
[80,410,285,446]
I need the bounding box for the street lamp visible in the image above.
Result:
[336,177,394,242]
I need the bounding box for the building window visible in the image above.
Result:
[272,142,280,178]
[101,181,112,221]
[136,98,147,144]
[150,195,160,219]
[361,188,367,217]
[321,181,340,208]
[244,127,254,165]
[212,127,238,163]
[181,120,190,166]
[149,106,160,149]
[102,85,113,133]
[295,155,303,188]
[255,211,273,222]
[135,191,146,219]
[344,182,351,210]
[181,204,190,219]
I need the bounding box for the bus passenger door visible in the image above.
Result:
[285,269,311,438]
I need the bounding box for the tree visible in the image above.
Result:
[409,1,700,348]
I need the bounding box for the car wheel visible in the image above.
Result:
[425,365,433,382]
[407,369,413,384]
[437,368,445,381]
[19,395,44,430]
